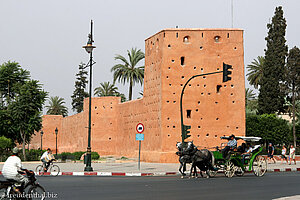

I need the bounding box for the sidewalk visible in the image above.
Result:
[0,160,299,176]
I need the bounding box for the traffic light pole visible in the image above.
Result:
[180,71,223,145]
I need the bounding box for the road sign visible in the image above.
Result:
[136,134,144,141]
[136,123,144,133]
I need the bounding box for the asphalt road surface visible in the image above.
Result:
[6,173,300,200]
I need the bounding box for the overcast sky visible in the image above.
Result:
[1,0,299,115]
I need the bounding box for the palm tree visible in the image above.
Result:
[94,82,127,102]
[45,96,68,117]
[245,88,256,103]
[94,82,118,97]
[111,48,145,100]
[247,56,264,89]
[245,88,257,114]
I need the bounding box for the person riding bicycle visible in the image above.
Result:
[2,147,29,193]
[41,148,55,172]
[222,134,237,159]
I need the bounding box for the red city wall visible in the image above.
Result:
[30,29,245,163]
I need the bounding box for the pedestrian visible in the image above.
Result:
[289,145,296,165]
[280,145,288,164]
[267,143,276,164]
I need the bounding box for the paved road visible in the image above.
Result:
[1,161,298,173]
[16,172,299,200]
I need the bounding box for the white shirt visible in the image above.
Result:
[246,147,253,154]
[282,148,286,155]
[41,151,49,160]
[290,147,295,155]
[2,155,23,179]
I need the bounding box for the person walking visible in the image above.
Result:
[289,145,296,165]
[267,143,276,164]
[281,145,288,164]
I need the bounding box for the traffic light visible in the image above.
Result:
[182,124,191,141]
[223,63,233,82]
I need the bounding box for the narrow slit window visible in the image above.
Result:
[176,32,178,38]
[227,33,230,38]
[180,56,185,66]
[187,110,192,118]
[216,85,222,93]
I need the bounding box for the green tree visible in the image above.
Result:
[0,136,13,161]
[45,96,68,117]
[0,61,30,106]
[94,82,118,96]
[111,48,145,101]
[286,46,300,147]
[246,114,291,145]
[245,88,256,105]
[8,80,47,160]
[258,6,288,114]
[247,56,264,89]
[94,82,126,102]
[245,88,258,114]
[71,63,89,113]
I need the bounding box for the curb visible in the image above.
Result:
[34,172,179,177]
[1,169,299,177]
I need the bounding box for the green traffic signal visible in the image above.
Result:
[223,62,232,82]
[182,124,191,141]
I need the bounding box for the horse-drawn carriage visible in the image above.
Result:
[176,136,267,178]
[209,136,267,178]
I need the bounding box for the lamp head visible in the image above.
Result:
[41,130,44,136]
[83,34,96,53]
[55,127,58,135]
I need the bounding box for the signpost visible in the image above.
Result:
[136,123,144,170]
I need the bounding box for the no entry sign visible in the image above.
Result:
[136,123,144,133]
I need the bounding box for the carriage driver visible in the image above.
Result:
[222,134,237,159]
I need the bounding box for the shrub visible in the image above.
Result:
[56,152,75,161]
[246,114,291,145]
[72,151,85,160]
[91,152,100,160]
[18,149,45,161]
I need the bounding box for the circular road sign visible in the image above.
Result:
[136,123,144,133]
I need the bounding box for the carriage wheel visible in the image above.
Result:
[235,166,244,177]
[207,169,218,178]
[224,161,235,178]
[252,155,267,177]
[207,164,220,178]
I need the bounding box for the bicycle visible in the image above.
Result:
[0,170,45,200]
[35,160,60,177]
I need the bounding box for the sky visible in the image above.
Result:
[0,0,299,115]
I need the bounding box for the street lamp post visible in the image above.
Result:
[83,20,96,172]
[55,127,58,156]
[40,130,44,150]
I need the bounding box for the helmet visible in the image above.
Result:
[12,147,19,154]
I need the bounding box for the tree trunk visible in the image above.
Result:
[129,79,133,101]
[292,84,297,147]
[20,130,26,161]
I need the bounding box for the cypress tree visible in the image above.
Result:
[258,6,288,114]
[286,46,300,147]
[71,63,89,113]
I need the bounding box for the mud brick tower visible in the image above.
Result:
[30,29,245,163]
